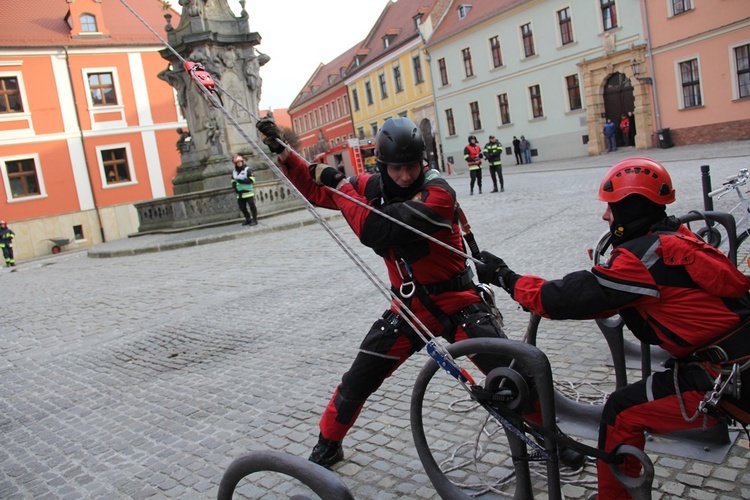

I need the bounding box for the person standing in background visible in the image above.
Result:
[483,135,504,192]
[520,136,531,164]
[512,136,522,165]
[0,220,15,267]
[464,135,483,195]
[231,155,258,226]
[619,114,631,147]
[628,111,636,147]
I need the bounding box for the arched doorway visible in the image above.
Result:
[604,73,634,147]
[419,118,438,170]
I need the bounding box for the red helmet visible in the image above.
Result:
[233,154,245,165]
[598,157,675,205]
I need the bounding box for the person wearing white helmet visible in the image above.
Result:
[231,154,257,226]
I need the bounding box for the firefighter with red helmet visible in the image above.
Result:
[476,157,750,499]
[0,220,15,267]
[231,154,257,226]
[256,116,585,470]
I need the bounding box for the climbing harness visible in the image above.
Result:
[120,0,546,467]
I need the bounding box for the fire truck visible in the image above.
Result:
[312,138,376,176]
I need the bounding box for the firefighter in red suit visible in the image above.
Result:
[476,157,750,499]
[257,117,586,469]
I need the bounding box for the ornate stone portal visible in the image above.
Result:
[135,0,299,232]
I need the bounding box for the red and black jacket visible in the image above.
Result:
[280,154,481,331]
[513,224,750,359]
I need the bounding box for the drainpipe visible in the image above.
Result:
[64,47,106,243]
[640,0,662,132]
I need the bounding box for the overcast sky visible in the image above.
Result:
[166,0,390,111]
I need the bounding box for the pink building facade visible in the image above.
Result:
[643,0,750,145]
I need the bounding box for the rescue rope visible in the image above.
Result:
[119,0,480,378]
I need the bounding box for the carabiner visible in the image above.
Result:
[399,280,416,298]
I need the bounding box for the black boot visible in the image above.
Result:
[248,219,258,226]
[533,430,586,469]
[308,434,344,468]
[558,443,587,469]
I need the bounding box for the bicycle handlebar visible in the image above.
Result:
[708,186,728,198]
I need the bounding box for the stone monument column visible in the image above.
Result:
[158,0,270,194]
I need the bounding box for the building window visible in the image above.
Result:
[352,89,360,111]
[469,101,482,130]
[457,4,472,19]
[412,55,424,84]
[337,97,343,116]
[0,77,23,113]
[393,65,403,92]
[370,122,378,137]
[73,225,84,241]
[5,158,40,198]
[462,48,474,77]
[314,109,320,127]
[672,0,692,15]
[364,81,373,105]
[566,74,582,110]
[680,59,702,108]
[357,127,365,140]
[735,44,750,99]
[414,14,423,30]
[438,58,449,86]
[558,8,574,45]
[101,148,131,184]
[88,72,117,106]
[80,14,98,32]
[342,97,349,115]
[378,73,388,99]
[497,93,511,125]
[489,36,503,68]
[445,108,456,136]
[325,103,330,122]
[529,84,544,118]
[521,23,535,58]
[601,0,618,31]
[304,114,309,131]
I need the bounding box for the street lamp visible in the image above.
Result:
[631,59,653,84]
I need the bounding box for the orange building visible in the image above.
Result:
[288,44,359,164]
[0,0,184,259]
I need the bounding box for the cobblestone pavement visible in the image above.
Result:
[2,142,750,499]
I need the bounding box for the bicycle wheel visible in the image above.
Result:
[411,339,559,499]
[737,231,750,275]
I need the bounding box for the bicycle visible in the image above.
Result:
[694,168,750,275]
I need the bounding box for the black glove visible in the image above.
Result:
[256,118,286,154]
[476,250,520,295]
[309,163,345,188]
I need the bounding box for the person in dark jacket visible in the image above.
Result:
[476,157,750,499]
[483,135,504,192]
[0,220,15,267]
[464,135,483,195]
[256,116,585,471]
[603,119,617,152]
[512,136,522,165]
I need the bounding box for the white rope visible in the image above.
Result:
[117,0,471,352]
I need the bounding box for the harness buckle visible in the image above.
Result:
[694,345,730,364]
[399,280,416,298]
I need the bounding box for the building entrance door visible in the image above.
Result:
[604,73,634,147]
[419,119,438,170]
